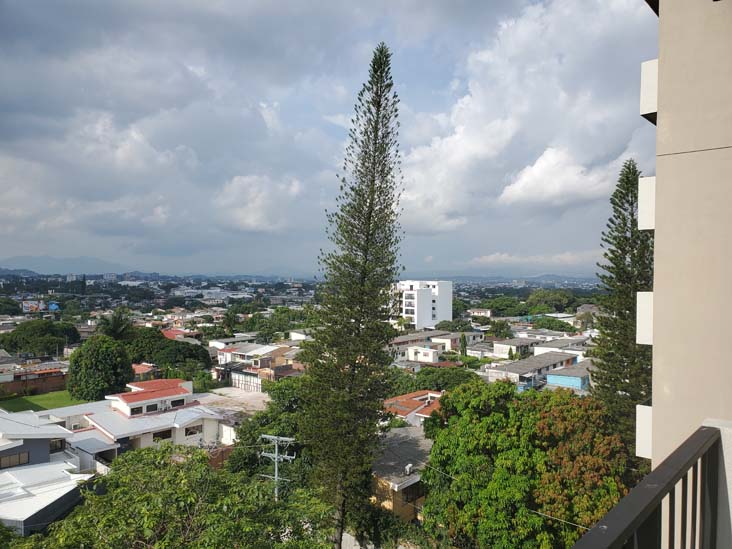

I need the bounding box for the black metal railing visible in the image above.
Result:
[574,425,721,549]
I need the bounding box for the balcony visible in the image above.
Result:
[638,176,656,231]
[636,292,653,345]
[640,59,658,124]
[574,426,720,548]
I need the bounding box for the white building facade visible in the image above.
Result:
[394,280,452,330]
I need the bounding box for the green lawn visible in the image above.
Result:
[0,390,87,412]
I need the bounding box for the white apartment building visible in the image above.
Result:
[394,280,452,330]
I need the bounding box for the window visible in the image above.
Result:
[0,451,29,469]
[402,481,426,503]
[153,430,172,441]
[185,424,203,437]
[171,399,185,408]
[49,439,65,453]
[146,404,158,413]
[130,406,143,416]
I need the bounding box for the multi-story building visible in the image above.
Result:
[577,1,732,546]
[394,280,452,330]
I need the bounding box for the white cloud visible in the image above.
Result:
[399,0,655,232]
[499,147,614,206]
[470,249,601,266]
[214,175,303,232]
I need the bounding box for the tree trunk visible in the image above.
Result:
[333,488,347,549]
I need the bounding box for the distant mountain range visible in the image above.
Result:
[0,256,129,275]
[0,255,597,284]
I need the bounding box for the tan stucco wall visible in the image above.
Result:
[651,0,732,466]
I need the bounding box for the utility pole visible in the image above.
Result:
[259,434,296,502]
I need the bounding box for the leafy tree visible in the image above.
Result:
[13,444,332,549]
[452,298,468,319]
[508,347,515,360]
[67,335,134,400]
[415,366,476,391]
[422,380,628,548]
[485,319,513,339]
[471,315,491,326]
[0,297,20,315]
[123,327,168,363]
[298,42,402,548]
[0,319,80,355]
[385,367,418,398]
[459,332,468,356]
[479,296,529,317]
[591,159,654,454]
[96,307,134,341]
[152,340,211,371]
[532,316,576,332]
[435,319,473,332]
[576,311,595,330]
[526,289,573,313]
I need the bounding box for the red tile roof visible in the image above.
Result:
[384,390,442,418]
[132,363,154,375]
[162,329,186,340]
[127,379,185,391]
[114,386,189,404]
[416,399,441,418]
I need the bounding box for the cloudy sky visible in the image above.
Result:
[0,0,658,277]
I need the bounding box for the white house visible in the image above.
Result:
[406,346,440,363]
[468,308,492,318]
[394,280,452,330]
[492,338,540,359]
[430,332,483,352]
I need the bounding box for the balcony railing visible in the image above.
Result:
[574,425,720,549]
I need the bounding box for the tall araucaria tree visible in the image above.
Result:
[591,159,654,458]
[299,42,402,549]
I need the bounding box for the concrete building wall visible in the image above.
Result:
[0,438,50,467]
[650,0,732,466]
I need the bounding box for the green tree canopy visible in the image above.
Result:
[526,289,573,313]
[422,380,628,548]
[96,307,134,341]
[123,326,168,363]
[532,316,576,332]
[0,319,80,355]
[434,319,473,332]
[0,297,20,315]
[67,335,134,400]
[13,444,332,549]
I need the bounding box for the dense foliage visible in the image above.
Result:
[591,159,654,455]
[0,319,80,356]
[386,366,478,397]
[434,319,473,332]
[422,380,628,548]
[96,308,134,340]
[298,42,402,548]
[531,316,576,332]
[12,445,332,549]
[67,335,134,400]
[0,297,20,315]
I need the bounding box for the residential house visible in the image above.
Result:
[406,346,439,363]
[0,412,93,536]
[533,337,590,359]
[482,352,577,390]
[467,308,492,318]
[466,341,494,359]
[492,338,540,359]
[545,363,591,394]
[388,330,450,361]
[429,332,483,352]
[132,362,157,381]
[384,390,442,427]
[372,426,433,522]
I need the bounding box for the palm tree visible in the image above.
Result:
[97,308,134,341]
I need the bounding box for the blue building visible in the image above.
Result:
[545,363,591,393]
